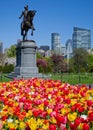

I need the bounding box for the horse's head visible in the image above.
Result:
[28,10,36,18]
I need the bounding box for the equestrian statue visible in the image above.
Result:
[19,5,36,40]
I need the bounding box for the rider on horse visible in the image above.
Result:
[19,5,35,30]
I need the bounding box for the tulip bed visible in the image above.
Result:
[0,78,93,130]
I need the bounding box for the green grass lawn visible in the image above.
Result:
[0,74,12,82]
[51,73,93,85]
[1,73,93,85]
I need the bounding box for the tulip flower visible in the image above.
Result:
[0,78,93,129]
[68,112,77,122]
[49,124,56,130]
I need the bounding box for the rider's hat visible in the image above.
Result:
[24,5,28,10]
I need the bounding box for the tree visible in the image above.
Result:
[36,52,43,59]
[50,54,67,73]
[88,54,93,72]
[72,48,89,73]
[6,44,16,57]
[37,58,48,73]
[0,53,6,66]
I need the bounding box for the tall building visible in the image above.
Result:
[0,42,3,54]
[65,39,73,70]
[72,27,91,50]
[51,33,61,54]
[40,45,50,51]
[66,39,73,58]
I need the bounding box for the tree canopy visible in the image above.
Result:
[6,44,16,57]
[71,48,89,72]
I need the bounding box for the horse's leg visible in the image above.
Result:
[24,31,26,40]
[24,30,28,40]
[22,30,25,40]
[31,29,33,36]
[25,31,27,40]
[21,28,24,36]
[21,29,23,36]
[21,23,24,36]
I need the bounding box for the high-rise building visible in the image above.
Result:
[65,39,73,70]
[72,27,91,50]
[0,42,3,54]
[66,39,73,58]
[51,33,61,54]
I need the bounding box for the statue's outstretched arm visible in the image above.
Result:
[19,12,23,19]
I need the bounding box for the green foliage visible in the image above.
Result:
[71,48,89,73]
[6,44,16,57]
[36,53,43,59]
[44,57,52,73]
[88,54,93,72]
[0,73,12,82]
[51,73,93,84]
[37,54,52,74]
[38,65,44,73]
[2,64,14,73]
[0,65,3,72]
[37,58,48,73]
[0,53,6,66]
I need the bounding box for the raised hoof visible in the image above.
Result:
[33,28,35,31]
[31,33,33,36]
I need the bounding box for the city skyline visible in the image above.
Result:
[0,0,93,49]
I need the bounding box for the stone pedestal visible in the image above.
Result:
[8,40,43,79]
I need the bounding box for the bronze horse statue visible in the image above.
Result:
[20,10,36,40]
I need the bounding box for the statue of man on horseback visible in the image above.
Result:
[19,5,36,40]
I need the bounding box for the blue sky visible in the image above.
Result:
[0,0,93,49]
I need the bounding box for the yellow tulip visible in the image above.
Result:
[71,99,77,106]
[7,122,15,129]
[37,118,44,127]
[38,104,44,111]
[28,118,37,130]
[19,121,26,129]
[47,108,52,114]
[50,117,57,124]
[42,123,49,129]
[68,112,77,122]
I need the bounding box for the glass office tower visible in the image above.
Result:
[51,33,61,53]
[72,27,91,50]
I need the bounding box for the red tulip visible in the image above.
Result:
[70,122,76,130]
[71,106,76,112]
[44,100,49,106]
[74,117,81,126]
[25,126,30,130]
[65,98,71,104]
[40,111,47,118]
[88,111,93,121]
[77,106,85,113]
[82,123,90,130]
[1,115,8,121]
[33,110,39,117]
[56,115,67,124]
[87,100,93,107]
[49,124,56,130]
[80,91,86,97]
